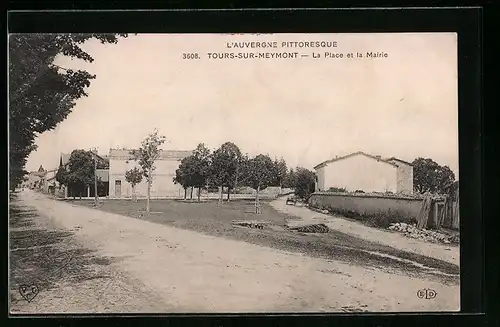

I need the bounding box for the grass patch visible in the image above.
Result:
[71,198,289,226]
[70,198,459,283]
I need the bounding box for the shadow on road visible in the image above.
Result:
[9,195,117,308]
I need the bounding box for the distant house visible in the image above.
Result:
[108,148,192,199]
[314,151,413,194]
[44,169,57,194]
[58,152,110,198]
[26,165,46,189]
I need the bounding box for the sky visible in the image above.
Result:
[23,33,458,176]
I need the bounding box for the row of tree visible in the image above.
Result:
[119,133,317,213]
[172,143,289,202]
[168,141,317,212]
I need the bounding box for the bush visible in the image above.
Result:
[312,204,411,228]
[363,210,410,228]
[327,187,347,193]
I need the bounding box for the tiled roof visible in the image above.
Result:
[108,148,192,160]
[314,151,400,170]
[60,152,108,166]
[384,157,413,166]
[31,171,46,178]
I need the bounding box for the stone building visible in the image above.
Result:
[314,151,414,194]
[108,148,192,199]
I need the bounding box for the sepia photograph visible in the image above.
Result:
[9,32,460,314]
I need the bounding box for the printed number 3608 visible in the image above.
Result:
[182,53,200,59]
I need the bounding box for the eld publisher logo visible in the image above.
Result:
[417,288,437,299]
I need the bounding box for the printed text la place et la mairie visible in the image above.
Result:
[180,41,388,60]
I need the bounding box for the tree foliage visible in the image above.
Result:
[9,33,127,190]
[235,154,250,189]
[448,180,459,197]
[125,167,143,187]
[237,154,274,213]
[125,167,143,201]
[131,129,166,212]
[412,158,456,195]
[282,168,297,188]
[242,154,276,192]
[65,150,95,197]
[55,165,69,186]
[190,144,211,200]
[174,144,212,201]
[272,158,288,187]
[174,155,197,199]
[173,159,191,194]
[209,142,242,200]
[293,167,316,199]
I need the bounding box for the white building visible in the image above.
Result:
[108,148,192,199]
[314,151,413,194]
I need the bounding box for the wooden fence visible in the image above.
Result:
[437,186,460,230]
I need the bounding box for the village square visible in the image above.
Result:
[10,33,460,313]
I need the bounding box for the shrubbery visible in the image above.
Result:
[327,187,347,193]
[308,203,413,228]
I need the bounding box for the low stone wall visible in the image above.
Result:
[308,192,428,226]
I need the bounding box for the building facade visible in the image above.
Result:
[56,152,110,198]
[108,148,192,199]
[314,152,413,194]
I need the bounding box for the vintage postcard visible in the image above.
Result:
[9,32,459,313]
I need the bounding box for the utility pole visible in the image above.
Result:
[91,148,99,207]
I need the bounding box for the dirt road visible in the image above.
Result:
[270,197,460,266]
[10,191,459,313]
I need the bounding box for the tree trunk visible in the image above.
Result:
[184,188,187,200]
[146,180,151,213]
[227,187,230,202]
[255,186,261,214]
[198,187,201,202]
[218,186,223,204]
[190,187,193,200]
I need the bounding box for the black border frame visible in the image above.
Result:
[5,7,484,327]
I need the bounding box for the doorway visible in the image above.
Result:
[115,180,121,197]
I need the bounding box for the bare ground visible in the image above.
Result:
[10,191,460,313]
[9,195,167,314]
[270,197,460,266]
[71,197,460,283]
